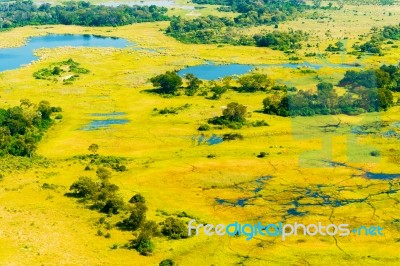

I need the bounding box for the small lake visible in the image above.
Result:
[81,112,129,130]
[81,119,129,131]
[178,64,255,80]
[0,34,130,72]
[178,62,362,80]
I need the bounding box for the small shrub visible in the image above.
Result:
[69,176,98,199]
[135,237,154,256]
[123,203,148,231]
[176,211,193,218]
[198,124,210,131]
[370,150,381,157]
[222,133,243,141]
[97,230,104,236]
[129,193,146,204]
[101,197,125,214]
[42,183,58,190]
[251,120,269,127]
[51,106,62,112]
[159,259,175,266]
[257,152,268,158]
[112,164,127,172]
[161,217,188,239]
[104,233,111,238]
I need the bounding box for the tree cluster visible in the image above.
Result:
[33,58,90,84]
[0,0,168,29]
[166,0,308,45]
[254,30,308,51]
[69,167,125,214]
[262,65,398,117]
[208,102,248,129]
[356,24,400,54]
[0,99,60,157]
[339,64,400,92]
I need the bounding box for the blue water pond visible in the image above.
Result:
[0,34,130,72]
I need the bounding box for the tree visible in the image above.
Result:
[317,82,334,92]
[129,193,146,204]
[69,176,98,199]
[317,82,338,112]
[209,82,227,100]
[134,236,154,256]
[52,66,62,75]
[101,196,125,214]
[124,203,148,231]
[37,100,52,120]
[139,220,160,239]
[0,127,11,155]
[88,143,99,155]
[263,95,281,115]
[159,259,175,266]
[96,167,111,182]
[185,73,202,96]
[377,87,394,110]
[223,102,247,122]
[150,71,183,94]
[161,217,189,239]
[237,73,271,92]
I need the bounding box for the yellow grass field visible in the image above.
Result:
[0,2,400,265]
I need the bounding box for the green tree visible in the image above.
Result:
[377,87,394,110]
[150,71,183,94]
[88,143,99,155]
[237,73,271,92]
[135,236,154,256]
[185,73,202,96]
[124,202,148,231]
[0,127,11,155]
[101,196,125,214]
[38,100,52,120]
[129,193,146,204]
[159,259,175,266]
[223,102,247,122]
[52,66,62,75]
[139,220,160,239]
[209,82,227,100]
[69,176,98,199]
[96,167,111,182]
[161,217,189,239]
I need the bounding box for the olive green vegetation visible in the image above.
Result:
[1,1,400,265]
[0,0,168,29]
[0,99,61,157]
[33,58,90,84]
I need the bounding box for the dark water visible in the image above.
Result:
[0,34,130,72]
